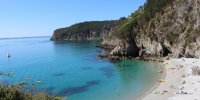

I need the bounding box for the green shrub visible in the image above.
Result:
[116,12,142,39]
[0,83,63,100]
[0,72,63,100]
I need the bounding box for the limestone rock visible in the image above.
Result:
[101,0,200,59]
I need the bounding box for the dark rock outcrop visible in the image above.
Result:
[110,36,139,57]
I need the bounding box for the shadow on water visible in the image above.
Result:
[99,66,115,78]
[53,72,65,77]
[57,80,100,96]
[81,67,93,70]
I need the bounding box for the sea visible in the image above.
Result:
[0,37,162,100]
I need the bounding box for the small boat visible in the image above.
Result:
[7,53,11,58]
[7,50,11,58]
[35,80,42,83]
[25,77,30,80]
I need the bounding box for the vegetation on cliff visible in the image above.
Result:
[116,11,143,39]
[116,0,174,39]
[51,21,116,41]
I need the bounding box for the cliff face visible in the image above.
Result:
[52,29,100,41]
[101,0,200,58]
[51,21,115,41]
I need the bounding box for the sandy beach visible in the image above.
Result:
[142,58,200,100]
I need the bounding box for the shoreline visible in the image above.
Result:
[142,58,200,100]
[142,58,184,100]
[137,62,167,100]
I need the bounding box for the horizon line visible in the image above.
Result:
[0,36,51,40]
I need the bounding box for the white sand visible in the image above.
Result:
[142,58,200,100]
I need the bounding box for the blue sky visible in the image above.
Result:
[0,0,146,38]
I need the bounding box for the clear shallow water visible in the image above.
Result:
[0,37,161,100]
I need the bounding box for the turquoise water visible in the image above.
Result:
[0,37,161,100]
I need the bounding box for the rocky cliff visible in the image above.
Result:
[101,0,200,59]
[51,21,115,41]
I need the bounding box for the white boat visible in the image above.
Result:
[7,53,11,58]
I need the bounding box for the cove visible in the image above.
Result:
[0,37,162,100]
